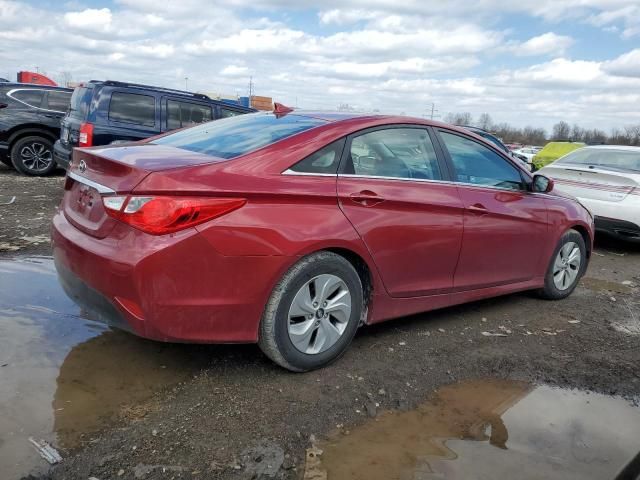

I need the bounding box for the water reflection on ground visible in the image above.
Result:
[314,379,640,480]
[0,257,211,479]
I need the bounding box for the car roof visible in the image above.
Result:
[0,82,73,91]
[86,80,254,111]
[582,145,640,152]
[289,110,459,128]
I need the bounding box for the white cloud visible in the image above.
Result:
[603,49,640,78]
[64,8,112,32]
[512,32,574,57]
[220,65,250,76]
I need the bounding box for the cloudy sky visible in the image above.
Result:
[1,0,640,132]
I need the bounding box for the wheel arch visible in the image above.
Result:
[8,125,58,148]
[570,224,592,259]
[324,247,374,323]
[284,243,380,325]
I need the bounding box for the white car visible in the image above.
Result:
[512,147,538,162]
[538,145,640,242]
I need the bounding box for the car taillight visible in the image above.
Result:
[79,122,93,147]
[103,195,246,235]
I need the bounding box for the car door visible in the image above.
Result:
[337,126,464,298]
[435,129,548,291]
[40,90,70,127]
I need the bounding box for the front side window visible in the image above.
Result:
[152,113,325,159]
[289,139,346,174]
[46,91,72,112]
[439,131,524,190]
[348,128,441,180]
[10,89,44,108]
[109,92,155,126]
[167,100,213,130]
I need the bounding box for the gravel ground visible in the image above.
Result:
[1,164,639,480]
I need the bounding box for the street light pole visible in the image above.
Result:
[185,76,189,91]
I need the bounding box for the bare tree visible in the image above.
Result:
[476,113,492,131]
[552,121,571,140]
[60,71,73,87]
[444,112,473,126]
[570,124,584,142]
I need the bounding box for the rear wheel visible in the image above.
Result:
[11,136,56,176]
[538,229,586,300]
[258,251,363,372]
[0,156,13,168]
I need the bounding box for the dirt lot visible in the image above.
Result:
[1,163,639,480]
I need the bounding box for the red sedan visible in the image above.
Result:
[52,110,594,371]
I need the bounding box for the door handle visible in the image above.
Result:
[467,203,489,215]
[349,190,385,207]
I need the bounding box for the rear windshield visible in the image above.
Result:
[68,86,92,119]
[152,113,326,159]
[556,148,640,173]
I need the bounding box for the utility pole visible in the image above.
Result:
[248,76,254,98]
[184,76,189,91]
[429,103,439,120]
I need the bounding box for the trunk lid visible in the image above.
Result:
[63,144,226,238]
[543,165,638,203]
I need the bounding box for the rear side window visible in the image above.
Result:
[10,89,44,108]
[289,139,346,174]
[556,148,640,172]
[167,100,212,130]
[152,113,326,159]
[46,91,72,112]
[68,86,92,119]
[220,108,242,118]
[109,92,155,126]
[439,131,524,190]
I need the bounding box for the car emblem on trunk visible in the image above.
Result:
[78,160,87,173]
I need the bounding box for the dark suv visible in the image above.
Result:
[54,80,254,170]
[0,83,73,175]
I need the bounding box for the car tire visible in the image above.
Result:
[537,229,586,300]
[258,251,363,372]
[0,155,13,168]
[11,136,57,176]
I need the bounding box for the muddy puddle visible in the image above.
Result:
[311,379,640,480]
[0,257,211,479]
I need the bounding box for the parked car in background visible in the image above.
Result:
[459,126,532,170]
[532,141,584,170]
[0,83,72,175]
[53,80,255,170]
[513,147,539,163]
[538,146,640,242]
[53,111,593,372]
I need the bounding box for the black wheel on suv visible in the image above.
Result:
[11,136,56,176]
[0,156,13,168]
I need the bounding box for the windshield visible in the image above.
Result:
[152,112,326,159]
[556,148,640,173]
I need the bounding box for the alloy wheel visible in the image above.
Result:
[20,142,53,172]
[287,274,352,354]
[552,241,581,290]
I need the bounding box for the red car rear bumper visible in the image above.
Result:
[52,210,290,343]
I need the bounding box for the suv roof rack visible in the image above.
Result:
[89,80,210,100]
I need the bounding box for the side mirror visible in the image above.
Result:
[532,174,554,193]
